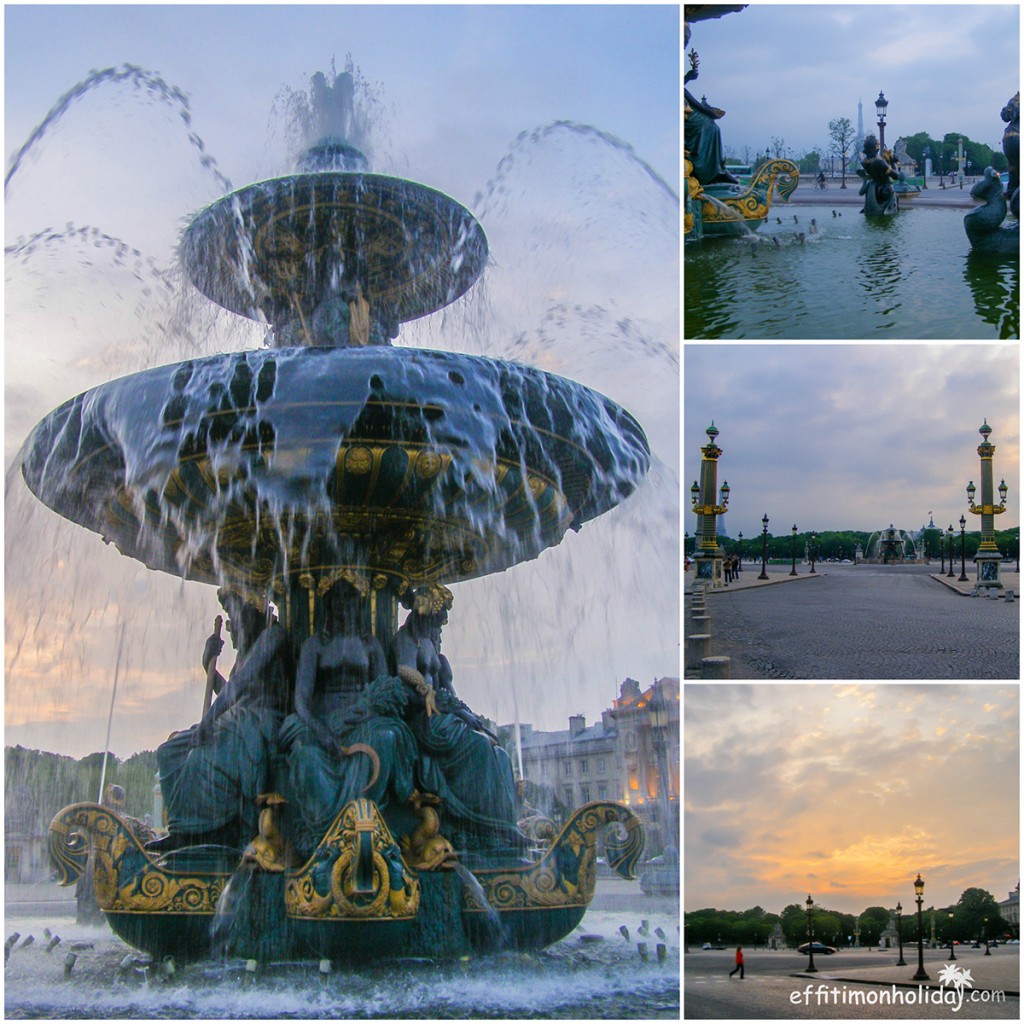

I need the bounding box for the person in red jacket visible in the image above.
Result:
[729,945,745,979]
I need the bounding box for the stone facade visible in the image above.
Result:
[507,677,680,855]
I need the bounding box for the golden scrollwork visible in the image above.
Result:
[285,799,420,921]
[466,801,644,914]
[47,804,226,915]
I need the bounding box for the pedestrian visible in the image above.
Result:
[729,945,745,979]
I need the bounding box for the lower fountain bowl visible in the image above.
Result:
[21,346,650,592]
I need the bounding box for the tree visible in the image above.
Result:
[798,150,822,174]
[859,906,891,946]
[955,887,1004,941]
[769,136,790,159]
[828,117,855,188]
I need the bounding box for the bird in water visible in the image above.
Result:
[776,217,782,224]
[772,236,781,247]
[793,214,799,223]
[832,209,838,217]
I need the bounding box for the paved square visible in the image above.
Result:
[689,564,1019,679]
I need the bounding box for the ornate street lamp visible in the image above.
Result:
[947,911,956,960]
[958,515,968,581]
[896,901,906,966]
[691,423,731,588]
[646,684,675,856]
[940,530,946,573]
[805,894,818,972]
[984,916,990,956]
[967,421,1009,591]
[875,91,889,150]
[809,532,817,574]
[790,524,799,576]
[912,874,929,981]
[759,514,770,580]
[737,531,744,572]
[946,525,955,578]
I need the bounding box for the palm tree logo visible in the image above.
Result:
[938,963,974,997]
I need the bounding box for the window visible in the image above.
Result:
[597,758,606,773]
[562,760,572,776]
[598,783,608,800]
[563,786,574,807]
[580,785,591,803]
[580,759,589,775]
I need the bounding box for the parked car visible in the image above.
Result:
[701,942,727,950]
[797,942,838,955]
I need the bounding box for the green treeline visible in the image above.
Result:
[699,527,1019,564]
[686,888,1013,948]
[5,745,160,834]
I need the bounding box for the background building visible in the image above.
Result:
[507,676,680,856]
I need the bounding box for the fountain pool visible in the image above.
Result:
[684,204,1019,339]
[3,898,679,1018]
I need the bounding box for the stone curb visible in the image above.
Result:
[688,572,829,595]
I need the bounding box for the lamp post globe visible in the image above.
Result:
[912,874,929,981]
[875,90,889,150]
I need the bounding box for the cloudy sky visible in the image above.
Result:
[686,3,1019,162]
[685,684,1020,915]
[685,344,1019,541]
[4,5,679,757]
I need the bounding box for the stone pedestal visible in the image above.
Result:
[975,552,1004,590]
[686,634,712,671]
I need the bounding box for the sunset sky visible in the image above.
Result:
[4,5,679,758]
[685,684,1020,916]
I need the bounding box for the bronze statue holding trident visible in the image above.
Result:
[152,589,292,852]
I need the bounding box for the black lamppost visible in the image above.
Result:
[805,894,818,972]
[912,874,929,981]
[737,531,744,571]
[946,525,955,578]
[790,524,798,575]
[958,515,968,581]
[809,532,817,574]
[896,901,906,965]
[759,514,769,580]
[947,912,956,960]
[984,916,991,955]
[875,91,889,150]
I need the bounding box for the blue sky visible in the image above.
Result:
[686,3,1019,163]
[5,4,680,756]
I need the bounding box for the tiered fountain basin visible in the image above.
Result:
[24,73,655,962]
[21,347,648,591]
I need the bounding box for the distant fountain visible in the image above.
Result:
[863,524,923,564]
[18,69,649,963]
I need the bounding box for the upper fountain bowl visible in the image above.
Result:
[180,171,489,338]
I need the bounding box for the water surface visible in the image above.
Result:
[685,205,1019,339]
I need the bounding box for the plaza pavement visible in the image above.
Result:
[685,563,1019,679]
[686,947,1019,1019]
[789,176,981,208]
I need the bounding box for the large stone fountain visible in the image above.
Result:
[26,72,648,963]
